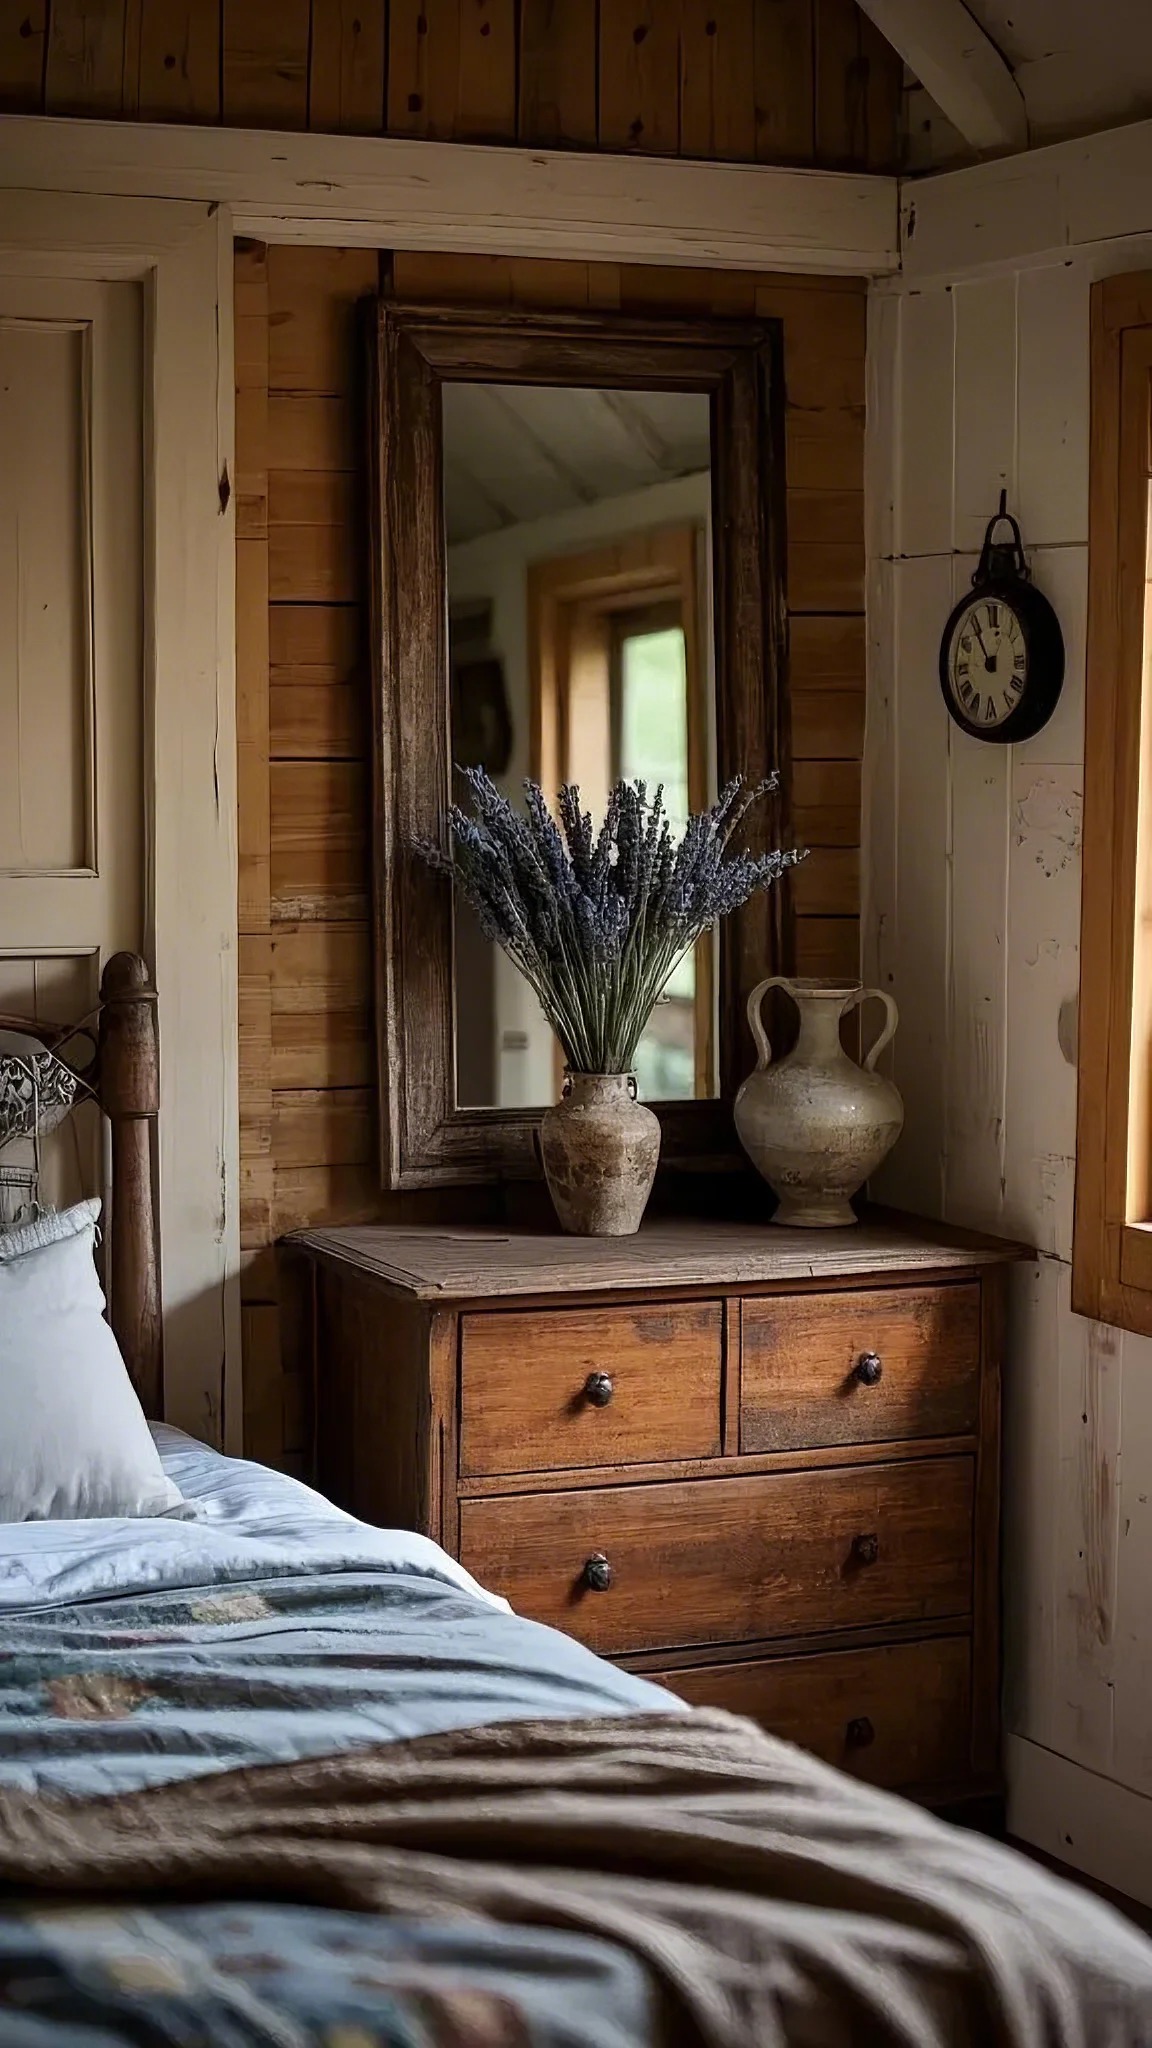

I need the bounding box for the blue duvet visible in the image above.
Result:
[0,1428,670,2044]
[0,1426,676,1799]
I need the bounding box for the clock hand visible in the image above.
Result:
[972,618,997,672]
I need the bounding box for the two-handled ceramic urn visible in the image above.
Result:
[734,976,904,1226]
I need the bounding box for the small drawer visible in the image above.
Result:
[741,1284,981,1455]
[458,1457,973,1657]
[660,1636,972,1791]
[459,1302,723,1478]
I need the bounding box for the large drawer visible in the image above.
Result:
[741,1285,981,1454]
[458,1457,974,1656]
[459,1302,723,1478]
[661,1635,972,1791]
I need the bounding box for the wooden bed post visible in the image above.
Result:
[99,952,163,1419]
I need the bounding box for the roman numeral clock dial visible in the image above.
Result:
[938,501,1065,746]
[949,600,1025,728]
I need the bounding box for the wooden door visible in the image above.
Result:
[0,274,143,1212]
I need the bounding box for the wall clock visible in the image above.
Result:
[939,494,1064,744]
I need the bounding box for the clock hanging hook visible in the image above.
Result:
[974,488,1030,586]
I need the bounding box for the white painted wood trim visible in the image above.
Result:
[901,115,1152,281]
[147,202,241,1451]
[0,189,239,1449]
[856,0,1027,157]
[1006,1733,1152,1912]
[0,115,900,277]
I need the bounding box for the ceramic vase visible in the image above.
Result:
[734,976,903,1227]
[539,1072,660,1236]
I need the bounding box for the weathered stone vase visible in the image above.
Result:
[539,1072,660,1236]
[734,976,903,1227]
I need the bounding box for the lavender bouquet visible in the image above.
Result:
[420,770,804,1077]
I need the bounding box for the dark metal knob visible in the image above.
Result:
[851,1532,880,1566]
[582,1552,613,1592]
[854,1352,883,1387]
[846,1716,875,1749]
[584,1371,614,1407]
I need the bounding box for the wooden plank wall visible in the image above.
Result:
[236,242,866,1465]
[0,1,901,171]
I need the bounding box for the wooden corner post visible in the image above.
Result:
[99,952,163,1419]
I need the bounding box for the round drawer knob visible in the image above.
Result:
[583,1371,615,1407]
[851,1532,880,1566]
[854,1352,883,1387]
[583,1552,613,1592]
[846,1715,875,1749]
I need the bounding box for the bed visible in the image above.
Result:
[1,956,1151,2048]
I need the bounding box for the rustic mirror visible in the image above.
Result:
[368,302,791,1189]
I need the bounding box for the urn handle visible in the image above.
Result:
[745,975,796,1071]
[842,986,899,1073]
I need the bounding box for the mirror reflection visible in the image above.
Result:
[445,382,716,1111]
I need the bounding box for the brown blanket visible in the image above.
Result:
[1,1709,1150,2048]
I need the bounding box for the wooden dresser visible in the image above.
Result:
[290,1213,1020,1810]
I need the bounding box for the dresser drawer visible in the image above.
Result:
[660,1636,972,1790]
[459,1302,723,1478]
[741,1285,981,1454]
[458,1457,973,1656]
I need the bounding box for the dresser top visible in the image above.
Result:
[289,1209,1028,1303]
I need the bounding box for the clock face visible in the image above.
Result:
[945,597,1028,731]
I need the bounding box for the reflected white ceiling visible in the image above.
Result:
[442,384,711,546]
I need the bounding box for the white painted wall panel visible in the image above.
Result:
[0,277,142,960]
[951,275,1017,555]
[866,226,1152,1895]
[1015,265,1090,550]
[1052,1287,1122,1775]
[1112,1337,1152,1798]
[1002,761,1080,1260]
[1002,1260,1062,1754]
[872,552,953,1218]
[0,275,142,1250]
[895,286,953,558]
[943,743,1010,1228]
[1017,546,1086,772]
[862,559,897,996]
[0,319,89,873]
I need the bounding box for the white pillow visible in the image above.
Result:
[0,1199,187,1520]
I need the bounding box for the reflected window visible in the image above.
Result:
[613,608,695,1101]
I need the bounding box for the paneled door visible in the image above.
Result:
[0,275,143,1212]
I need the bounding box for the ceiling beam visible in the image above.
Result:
[0,114,899,277]
[855,0,1028,156]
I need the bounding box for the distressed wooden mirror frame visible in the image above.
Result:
[368,299,791,1190]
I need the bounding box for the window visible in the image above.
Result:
[612,605,695,1100]
[527,525,715,1102]
[1073,273,1152,1334]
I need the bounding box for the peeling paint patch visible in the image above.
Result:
[1037,1150,1074,1214]
[1058,995,1078,1066]
[1013,777,1083,878]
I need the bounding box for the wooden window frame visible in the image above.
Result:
[1073,273,1152,1335]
